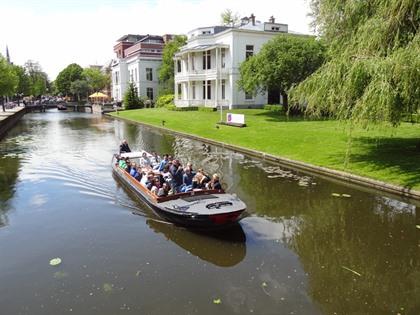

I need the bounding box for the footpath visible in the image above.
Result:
[0,107,27,139]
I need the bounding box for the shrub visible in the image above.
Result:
[165,105,198,111]
[123,83,143,110]
[264,104,284,112]
[198,107,217,112]
[156,94,174,108]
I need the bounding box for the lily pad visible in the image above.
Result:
[49,258,62,266]
[103,283,113,293]
[213,298,222,304]
[341,194,352,198]
[331,193,341,197]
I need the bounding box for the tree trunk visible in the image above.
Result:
[283,93,289,113]
[1,96,5,112]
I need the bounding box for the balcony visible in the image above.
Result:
[175,99,229,108]
[175,68,229,82]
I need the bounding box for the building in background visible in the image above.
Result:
[174,15,299,109]
[111,34,173,102]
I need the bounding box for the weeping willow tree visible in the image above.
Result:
[291,0,419,127]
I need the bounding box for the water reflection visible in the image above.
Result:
[0,112,419,315]
[147,219,246,267]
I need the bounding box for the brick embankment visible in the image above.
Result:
[107,114,420,201]
[0,107,27,139]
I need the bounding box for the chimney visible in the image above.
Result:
[250,13,255,26]
[269,16,275,23]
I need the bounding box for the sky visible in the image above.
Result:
[0,0,314,80]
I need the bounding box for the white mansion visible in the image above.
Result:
[174,15,294,109]
[111,34,172,102]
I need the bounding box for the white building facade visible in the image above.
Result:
[174,16,291,109]
[112,34,171,102]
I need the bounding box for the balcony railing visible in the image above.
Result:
[175,99,229,107]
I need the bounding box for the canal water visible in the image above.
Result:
[0,111,419,315]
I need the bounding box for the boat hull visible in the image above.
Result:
[112,164,245,229]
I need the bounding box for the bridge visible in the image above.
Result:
[26,103,94,113]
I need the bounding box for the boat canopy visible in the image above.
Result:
[120,151,145,159]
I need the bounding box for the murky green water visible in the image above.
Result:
[0,111,419,315]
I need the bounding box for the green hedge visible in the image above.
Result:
[156,94,174,108]
[165,105,198,111]
[198,107,217,112]
[264,104,284,112]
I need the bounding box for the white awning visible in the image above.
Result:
[120,151,145,159]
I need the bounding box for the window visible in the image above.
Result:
[221,48,226,68]
[202,51,211,70]
[192,82,196,99]
[147,87,153,100]
[146,68,153,81]
[130,70,133,82]
[202,80,211,99]
[115,72,119,84]
[177,60,181,73]
[221,80,226,100]
[185,58,188,71]
[246,45,254,59]
[191,53,195,71]
[135,68,138,82]
[245,91,253,100]
[177,84,182,100]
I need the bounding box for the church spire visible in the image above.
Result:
[6,45,10,63]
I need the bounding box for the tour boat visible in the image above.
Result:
[112,151,246,229]
[57,103,67,110]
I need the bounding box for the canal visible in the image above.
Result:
[0,111,419,315]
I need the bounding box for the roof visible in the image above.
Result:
[175,43,229,57]
[116,34,147,42]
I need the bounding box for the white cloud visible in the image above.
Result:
[0,0,313,80]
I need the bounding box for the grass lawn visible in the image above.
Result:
[110,108,420,190]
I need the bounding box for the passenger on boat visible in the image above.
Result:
[157,182,170,197]
[125,158,131,173]
[181,167,195,192]
[161,164,172,183]
[155,154,169,171]
[150,177,162,195]
[169,159,184,193]
[207,173,222,190]
[150,151,160,167]
[143,172,155,190]
[119,157,127,170]
[130,162,142,181]
[192,168,210,189]
[119,140,131,153]
[140,152,152,168]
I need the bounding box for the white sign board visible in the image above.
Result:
[227,113,245,124]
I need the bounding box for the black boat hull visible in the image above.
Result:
[112,164,245,229]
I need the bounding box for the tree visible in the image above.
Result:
[220,9,239,26]
[238,34,326,110]
[123,82,143,110]
[82,68,109,93]
[70,79,90,101]
[12,65,31,104]
[158,35,187,94]
[291,0,420,126]
[0,54,18,111]
[55,63,84,97]
[24,60,49,97]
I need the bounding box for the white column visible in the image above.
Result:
[215,47,219,109]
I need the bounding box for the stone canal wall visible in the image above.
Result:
[108,114,420,201]
[0,107,27,139]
